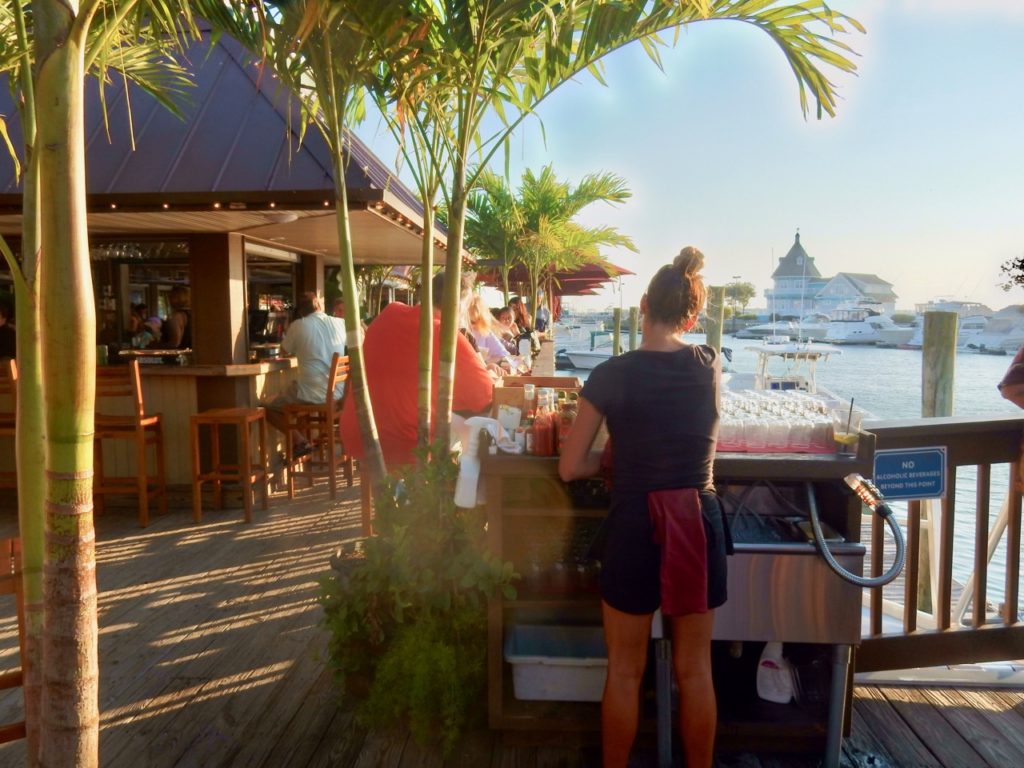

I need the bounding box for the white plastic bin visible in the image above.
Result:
[504,624,608,702]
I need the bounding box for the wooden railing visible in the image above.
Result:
[857,415,1024,672]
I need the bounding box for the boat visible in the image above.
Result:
[563,350,611,370]
[824,304,908,346]
[733,313,831,341]
[963,308,1024,353]
[904,313,993,350]
[729,338,842,395]
[874,324,916,347]
[562,343,734,371]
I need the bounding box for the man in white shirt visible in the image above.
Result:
[265,292,346,456]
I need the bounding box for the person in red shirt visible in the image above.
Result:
[340,271,494,468]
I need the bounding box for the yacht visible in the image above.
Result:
[733,313,831,341]
[904,313,991,350]
[964,308,1024,354]
[823,305,906,345]
[874,323,917,347]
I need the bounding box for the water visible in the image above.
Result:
[560,335,1023,612]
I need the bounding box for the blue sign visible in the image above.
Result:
[873,447,947,501]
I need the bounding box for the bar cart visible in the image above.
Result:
[483,435,875,763]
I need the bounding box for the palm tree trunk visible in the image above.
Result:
[35,1,100,762]
[14,180,45,768]
[330,148,387,484]
[8,2,45,760]
[435,159,468,449]
[416,205,434,457]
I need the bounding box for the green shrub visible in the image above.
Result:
[320,443,516,754]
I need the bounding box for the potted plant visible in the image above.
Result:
[320,443,516,754]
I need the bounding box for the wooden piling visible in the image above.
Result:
[706,286,725,353]
[628,307,639,351]
[922,311,958,418]
[918,310,959,613]
[612,308,622,356]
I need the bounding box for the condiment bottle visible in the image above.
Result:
[558,397,577,453]
[523,383,536,419]
[536,389,555,456]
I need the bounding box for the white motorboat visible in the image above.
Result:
[964,310,1024,354]
[905,313,992,350]
[824,305,906,346]
[733,314,831,341]
[874,325,916,347]
[563,349,611,370]
[732,338,842,395]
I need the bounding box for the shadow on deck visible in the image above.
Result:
[0,481,1021,767]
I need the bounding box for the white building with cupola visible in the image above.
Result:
[765,232,898,317]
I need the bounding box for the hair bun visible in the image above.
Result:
[673,246,705,277]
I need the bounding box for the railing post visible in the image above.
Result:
[612,308,622,356]
[628,307,639,351]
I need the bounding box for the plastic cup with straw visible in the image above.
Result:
[831,398,862,457]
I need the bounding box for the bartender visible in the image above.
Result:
[164,286,192,349]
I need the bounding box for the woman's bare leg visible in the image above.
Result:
[601,601,653,768]
[670,610,717,768]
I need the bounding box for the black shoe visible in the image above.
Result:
[293,443,314,460]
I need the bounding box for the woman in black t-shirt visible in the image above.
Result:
[559,247,724,768]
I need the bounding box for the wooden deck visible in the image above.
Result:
[0,481,1022,767]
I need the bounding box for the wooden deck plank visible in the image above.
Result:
[396,737,444,768]
[443,728,496,768]
[917,687,1024,766]
[353,728,409,768]
[494,743,537,768]
[534,745,580,768]
[851,686,942,767]
[248,664,341,768]
[303,708,367,768]
[957,689,1024,754]
[95,497,357,766]
[120,533,341,765]
[878,686,988,767]
[1,492,1024,767]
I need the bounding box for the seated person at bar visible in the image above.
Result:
[509,295,531,334]
[467,295,517,373]
[163,286,192,349]
[129,303,162,348]
[492,305,519,355]
[559,247,725,768]
[340,270,493,468]
[265,292,347,458]
[0,298,15,360]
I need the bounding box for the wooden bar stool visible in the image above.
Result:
[283,353,353,499]
[190,407,269,524]
[94,360,166,527]
[0,360,17,494]
[0,538,26,743]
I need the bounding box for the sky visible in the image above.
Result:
[355,1,1024,314]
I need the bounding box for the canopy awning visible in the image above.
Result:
[476,259,634,296]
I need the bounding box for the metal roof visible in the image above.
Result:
[771,232,822,279]
[0,31,441,265]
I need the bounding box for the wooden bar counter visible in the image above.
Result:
[98,358,298,486]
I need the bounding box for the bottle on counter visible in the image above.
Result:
[558,395,578,453]
[535,388,556,457]
[523,383,536,420]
